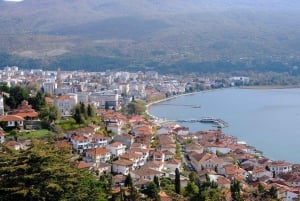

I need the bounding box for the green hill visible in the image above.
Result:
[1,0,300,73]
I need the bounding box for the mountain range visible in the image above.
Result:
[1,0,300,73]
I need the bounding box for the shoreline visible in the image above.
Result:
[240,85,300,89]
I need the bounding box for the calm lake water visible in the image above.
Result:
[148,88,300,164]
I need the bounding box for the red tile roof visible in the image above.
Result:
[87,148,110,156]
[76,161,92,169]
[56,95,72,101]
[0,115,24,122]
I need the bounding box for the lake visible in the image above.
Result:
[148,88,300,164]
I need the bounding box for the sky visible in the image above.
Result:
[3,0,24,2]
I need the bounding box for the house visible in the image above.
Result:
[129,115,145,123]
[130,167,164,181]
[0,115,24,129]
[70,134,108,153]
[9,100,38,120]
[106,122,122,135]
[96,163,112,175]
[143,161,164,171]
[112,159,134,175]
[65,126,97,139]
[85,148,111,163]
[54,95,76,116]
[190,152,223,172]
[75,161,93,170]
[106,142,126,157]
[185,142,204,154]
[205,143,231,154]
[152,151,165,162]
[159,143,176,154]
[131,125,153,141]
[165,159,182,172]
[56,140,72,152]
[219,164,248,181]
[158,135,174,145]
[129,147,150,165]
[71,135,89,153]
[163,150,175,160]
[250,166,273,181]
[120,152,143,168]
[291,177,300,187]
[91,134,108,148]
[173,126,189,135]
[267,161,293,175]
[156,127,170,135]
[102,110,127,133]
[216,176,231,189]
[113,134,134,148]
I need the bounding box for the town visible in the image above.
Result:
[0,66,299,201]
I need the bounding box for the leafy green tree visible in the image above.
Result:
[0,140,106,201]
[9,85,29,109]
[185,181,199,196]
[126,100,146,115]
[0,83,10,93]
[230,179,242,201]
[143,182,161,201]
[39,104,60,124]
[189,172,198,183]
[28,91,46,111]
[175,168,181,194]
[268,186,278,199]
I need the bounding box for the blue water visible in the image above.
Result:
[148,88,300,164]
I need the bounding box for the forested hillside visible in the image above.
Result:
[1,0,300,73]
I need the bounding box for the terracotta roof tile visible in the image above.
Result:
[112,159,134,166]
[0,115,24,122]
[87,148,110,156]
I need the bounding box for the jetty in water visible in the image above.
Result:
[176,117,229,128]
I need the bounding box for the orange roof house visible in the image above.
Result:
[9,100,38,119]
[0,115,24,129]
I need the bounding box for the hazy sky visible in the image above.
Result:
[3,0,24,2]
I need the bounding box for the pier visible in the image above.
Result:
[176,117,229,128]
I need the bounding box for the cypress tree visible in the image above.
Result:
[153,175,160,189]
[175,168,181,194]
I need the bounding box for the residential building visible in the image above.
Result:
[106,142,126,157]
[85,148,111,163]
[112,159,134,175]
[54,95,76,116]
[0,115,24,128]
[130,167,163,181]
[267,161,293,175]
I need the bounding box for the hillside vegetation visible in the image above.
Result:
[1,0,300,73]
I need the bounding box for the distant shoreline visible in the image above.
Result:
[240,85,300,89]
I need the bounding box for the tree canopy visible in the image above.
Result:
[0,140,107,201]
